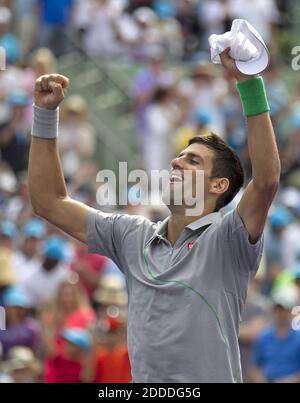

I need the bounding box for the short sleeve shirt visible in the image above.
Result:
[87,208,263,382]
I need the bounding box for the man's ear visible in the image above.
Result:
[209,177,230,195]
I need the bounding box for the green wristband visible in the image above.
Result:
[236,76,270,117]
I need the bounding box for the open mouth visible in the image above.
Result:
[169,170,183,183]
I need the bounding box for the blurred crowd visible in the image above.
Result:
[0,0,300,383]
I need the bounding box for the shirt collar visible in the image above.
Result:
[154,217,169,238]
[154,212,222,238]
[185,212,222,230]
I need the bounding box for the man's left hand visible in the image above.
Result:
[219,47,257,82]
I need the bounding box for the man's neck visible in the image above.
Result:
[276,324,291,338]
[167,207,214,246]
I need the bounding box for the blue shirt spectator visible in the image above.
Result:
[39,0,73,25]
[253,326,300,382]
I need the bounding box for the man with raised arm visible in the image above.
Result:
[28,50,280,382]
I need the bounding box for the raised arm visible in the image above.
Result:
[28,74,90,243]
[220,49,280,242]
[236,110,280,242]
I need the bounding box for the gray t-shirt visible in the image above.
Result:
[87,208,263,383]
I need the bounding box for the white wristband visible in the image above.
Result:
[31,104,59,139]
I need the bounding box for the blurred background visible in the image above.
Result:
[0,0,300,383]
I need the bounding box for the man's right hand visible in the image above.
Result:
[34,74,69,110]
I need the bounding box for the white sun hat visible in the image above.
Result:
[0,6,11,24]
[208,19,270,75]
[272,285,299,310]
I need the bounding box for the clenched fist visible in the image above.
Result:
[219,48,256,82]
[34,74,69,110]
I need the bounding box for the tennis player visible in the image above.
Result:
[28,49,280,382]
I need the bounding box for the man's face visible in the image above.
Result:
[7,306,26,323]
[273,305,292,328]
[0,235,13,250]
[23,237,39,257]
[58,284,77,310]
[162,143,225,215]
[63,340,81,359]
[42,257,59,271]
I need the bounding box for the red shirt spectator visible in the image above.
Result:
[44,328,91,383]
[87,316,131,383]
[71,243,109,298]
[45,354,83,383]
[93,345,131,383]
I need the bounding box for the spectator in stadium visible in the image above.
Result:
[38,0,74,57]
[0,93,30,176]
[179,61,228,138]
[153,1,184,60]
[132,46,174,156]
[58,95,96,180]
[250,285,300,383]
[0,287,40,359]
[22,236,69,307]
[0,6,21,65]
[174,109,213,154]
[0,346,41,383]
[175,0,203,58]
[13,0,39,57]
[0,220,16,252]
[143,83,189,173]
[3,173,33,227]
[263,207,294,294]
[93,273,128,320]
[42,327,91,383]
[227,0,279,46]
[198,0,228,48]
[39,279,95,336]
[239,277,271,382]
[0,248,15,307]
[12,218,46,286]
[71,241,113,300]
[82,315,131,383]
[83,0,124,59]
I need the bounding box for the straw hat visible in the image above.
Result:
[62,95,88,119]
[192,61,218,78]
[0,347,41,375]
[272,284,299,310]
[0,7,11,25]
[94,275,128,306]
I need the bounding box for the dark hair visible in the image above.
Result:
[152,87,172,103]
[188,134,244,211]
